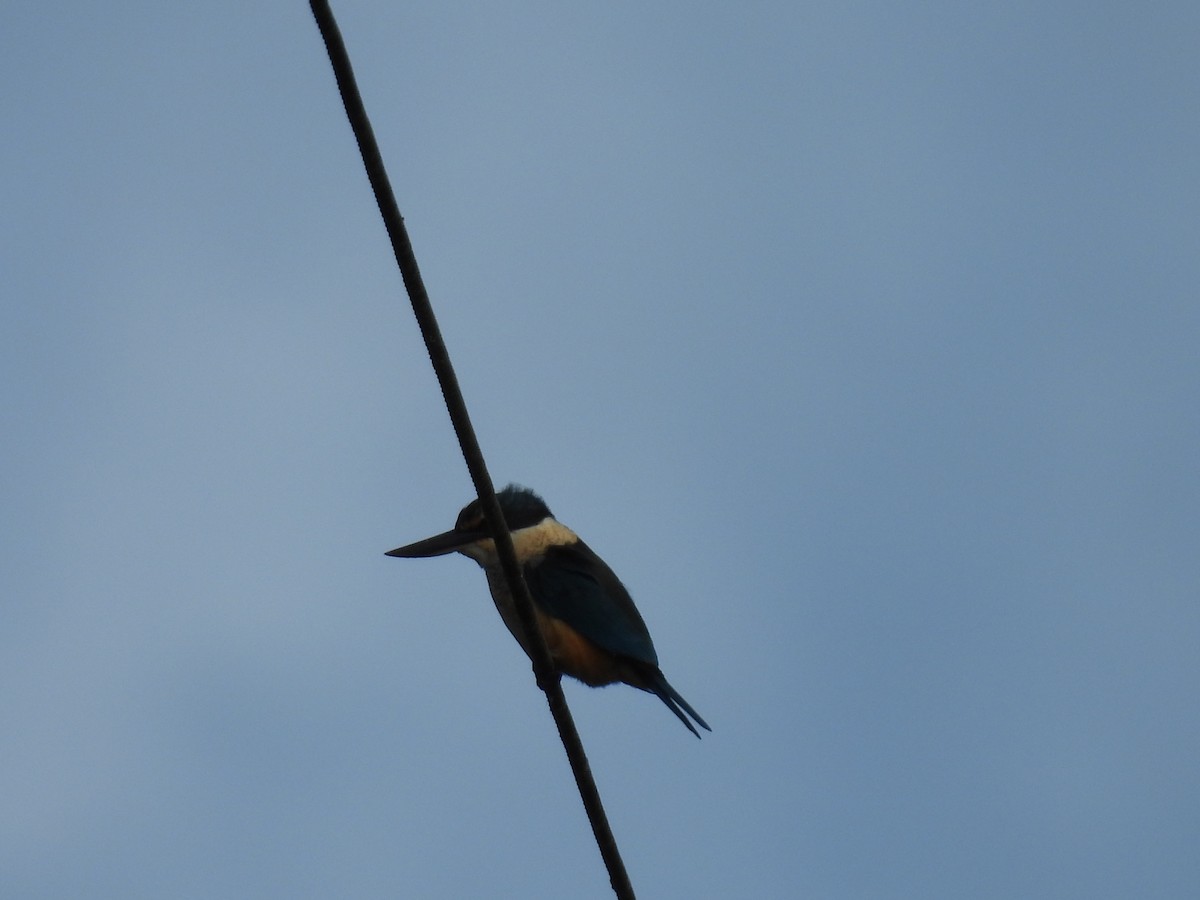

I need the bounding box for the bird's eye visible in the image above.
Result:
[456,509,485,532]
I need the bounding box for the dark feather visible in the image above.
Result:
[644,670,711,738]
[523,540,659,666]
[523,536,712,738]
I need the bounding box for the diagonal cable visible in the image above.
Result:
[307,3,636,898]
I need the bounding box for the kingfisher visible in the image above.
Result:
[386,485,710,738]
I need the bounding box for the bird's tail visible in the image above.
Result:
[646,670,711,739]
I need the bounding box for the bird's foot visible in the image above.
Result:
[533,663,562,693]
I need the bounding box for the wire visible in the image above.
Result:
[307,3,637,898]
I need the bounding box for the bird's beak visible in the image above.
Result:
[385,528,486,558]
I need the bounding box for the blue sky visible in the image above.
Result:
[3,3,1197,897]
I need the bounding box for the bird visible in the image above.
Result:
[386,485,710,738]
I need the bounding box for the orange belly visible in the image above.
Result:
[537,612,629,687]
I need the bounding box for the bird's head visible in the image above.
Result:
[386,484,554,563]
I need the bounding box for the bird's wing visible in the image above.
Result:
[524,540,659,666]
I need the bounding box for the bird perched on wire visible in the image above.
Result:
[386,485,710,738]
